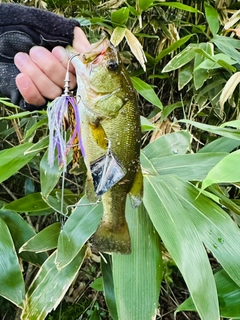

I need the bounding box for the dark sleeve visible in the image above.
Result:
[0,3,80,51]
[0,3,80,110]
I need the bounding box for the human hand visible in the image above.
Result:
[0,3,90,110]
[14,27,90,108]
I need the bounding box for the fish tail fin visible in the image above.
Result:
[93,220,131,254]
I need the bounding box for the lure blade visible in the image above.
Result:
[90,150,126,196]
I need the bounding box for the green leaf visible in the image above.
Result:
[155,34,193,62]
[215,269,240,318]
[111,7,129,25]
[137,0,154,11]
[90,277,103,291]
[110,27,126,46]
[158,2,202,13]
[202,149,240,189]
[4,192,50,213]
[212,35,240,63]
[193,43,214,90]
[198,136,240,153]
[150,152,227,181]
[25,117,47,140]
[0,143,40,183]
[143,175,219,320]
[161,101,183,120]
[0,209,47,265]
[101,255,118,320]
[56,196,103,269]
[220,120,240,128]
[162,45,196,72]
[112,201,162,320]
[89,308,101,320]
[178,63,193,90]
[20,223,61,253]
[164,176,240,287]
[142,131,191,159]
[40,150,63,198]
[179,120,240,140]
[195,53,236,71]
[177,269,240,318]
[140,116,156,131]
[21,247,87,320]
[0,111,31,120]
[0,217,25,307]
[131,76,163,109]
[204,2,219,36]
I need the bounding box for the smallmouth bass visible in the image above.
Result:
[68,38,143,254]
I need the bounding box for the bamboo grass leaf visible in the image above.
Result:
[151,152,227,181]
[0,209,47,266]
[179,120,240,140]
[204,2,219,36]
[143,175,219,320]
[142,131,191,159]
[40,150,63,198]
[20,223,61,253]
[131,76,163,109]
[112,201,162,320]
[177,269,240,318]
[156,2,202,13]
[21,247,87,320]
[0,143,40,183]
[219,72,240,112]
[56,196,103,269]
[202,149,240,189]
[101,255,118,320]
[4,192,50,213]
[110,27,126,46]
[198,136,240,153]
[163,175,240,287]
[125,29,146,70]
[0,217,25,308]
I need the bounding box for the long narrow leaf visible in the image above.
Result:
[0,143,40,183]
[21,247,87,320]
[101,255,118,320]
[0,209,47,265]
[112,201,162,320]
[163,175,240,287]
[143,175,219,320]
[179,120,240,140]
[131,76,163,109]
[151,152,227,181]
[0,217,25,307]
[177,269,240,318]
[56,196,103,269]
[20,223,61,253]
[202,149,240,189]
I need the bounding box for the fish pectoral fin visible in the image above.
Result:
[85,172,99,203]
[89,120,108,149]
[129,165,143,208]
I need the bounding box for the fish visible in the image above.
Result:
[67,38,143,254]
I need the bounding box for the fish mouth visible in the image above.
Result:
[81,37,110,64]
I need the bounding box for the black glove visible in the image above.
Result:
[0,3,80,110]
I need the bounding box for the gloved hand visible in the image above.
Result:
[0,3,80,110]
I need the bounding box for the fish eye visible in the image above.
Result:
[107,61,119,72]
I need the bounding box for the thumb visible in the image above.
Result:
[73,27,91,53]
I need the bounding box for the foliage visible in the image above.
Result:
[2,0,240,319]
